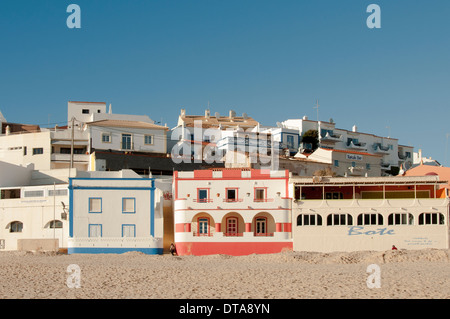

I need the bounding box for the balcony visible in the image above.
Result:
[223,233,244,237]
[223,198,244,203]
[193,198,214,203]
[347,141,367,151]
[373,144,391,154]
[348,166,365,176]
[254,233,274,237]
[380,162,392,171]
[320,132,342,143]
[51,153,90,163]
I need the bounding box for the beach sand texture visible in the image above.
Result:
[0,249,448,299]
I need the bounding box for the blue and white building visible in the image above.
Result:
[68,170,163,254]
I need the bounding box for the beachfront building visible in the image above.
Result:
[68,170,164,254]
[0,161,74,251]
[173,168,293,256]
[291,175,449,252]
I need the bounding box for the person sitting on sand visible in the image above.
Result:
[169,243,177,256]
[392,245,398,250]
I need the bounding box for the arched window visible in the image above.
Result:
[418,213,445,225]
[297,214,322,226]
[357,213,383,226]
[388,213,413,225]
[327,214,353,226]
[10,221,23,233]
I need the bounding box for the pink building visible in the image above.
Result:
[173,169,292,256]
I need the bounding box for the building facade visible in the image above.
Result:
[173,168,292,256]
[68,171,163,254]
[291,175,449,252]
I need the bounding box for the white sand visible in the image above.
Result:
[0,249,448,299]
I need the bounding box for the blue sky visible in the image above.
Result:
[1,0,449,165]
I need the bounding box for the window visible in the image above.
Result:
[122,224,136,237]
[10,221,23,233]
[23,146,27,156]
[286,135,295,149]
[89,224,102,237]
[197,189,209,203]
[366,163,371,170]
[357,213,383,226]
[255,218,267,236]
[89,198,102,213]
[102,133,111,143]
[254,188,266,202]
[325,192,343,200]
[334,160,339,167]
[327,214,353,226]
[297,214,323,226]
[32,148,43,155]
[351,161,356,168]
[122,198,136,213]
[82,109,89,114]
[388,213,413,225]
[226,188,238,202]
[198,218,209,236]
[23,190,44,198]
[418,213,445,225]
[49,220,63,229]
[48,189,68,197]
[121,134,132,150]
[144,135,153,145]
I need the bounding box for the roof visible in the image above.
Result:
[179,114,259,129]
[87,119,168,130]
[404,164,450,188]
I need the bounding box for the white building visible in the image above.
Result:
[0,161,73,251]
[280,116,414,173]
[68,170,164,254]
[291,175,449,252]
[86,119,168,155]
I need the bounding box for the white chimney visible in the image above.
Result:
[352,125,358,132]
[205,109,210,118]
[303,115,308,120]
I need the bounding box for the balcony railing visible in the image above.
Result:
[347,141,367,150]
[193,198,214,203]
[223,233,244,237]
[254,198,274,202]
[254,233,274,237]
[320,132,342,143]
[223,198,244,202]
[373,144,390,154]
[193,232,214,237]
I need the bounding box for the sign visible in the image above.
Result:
[346,154,363,161]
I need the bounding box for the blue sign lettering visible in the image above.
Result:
[348,226,395,236]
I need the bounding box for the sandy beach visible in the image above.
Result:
[0,249,448,299]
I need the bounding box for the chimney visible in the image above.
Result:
[180,109,186,117]
[352,125,358,132]
[205,109,210,118]
[303,115,308,120]
[229,110,236,118]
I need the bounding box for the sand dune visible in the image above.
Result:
[0,249,448,299]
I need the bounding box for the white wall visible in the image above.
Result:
[89,125,167,154]
[0,185,69,251]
